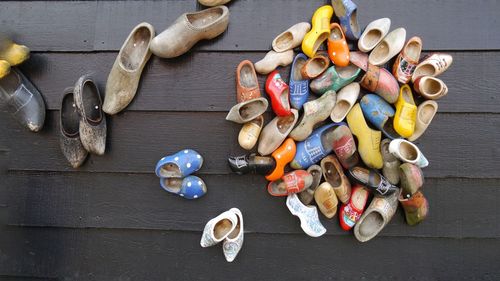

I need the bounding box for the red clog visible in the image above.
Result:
[267,170,313,197]
[265,70,292,116]
[339,185,369,230]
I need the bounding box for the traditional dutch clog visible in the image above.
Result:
[60,88,88,168]
[286,193,327,237]
[321,155,351,203]
[103,22,155,115]
[411,53,453,82]
[0,36,30,66]
[265,138,296,181]
[346,104,383,169]
[331,0,361,40]
[399,191,429,226]
[299,165,323,205]
[348,166,399,196]
[354,188,400,242]
[310,64,360,95]
[0,60,10,79]
[302,5,334,58]
[332,124,360,169]
[265,70,291,116]
[413,76,448,100]
[289,53,310,109]
[201,209,238,247]
[300,51,330,80]
[339,185,369,230]
[258,110,299,156]
[238,115,264,150]
[393,84,417,138]
[150,6,229,58]
[381,139,400,185]
[392,36,422,84]
[330,82,360,122]
[272,22,311,53]
[327,23,350,67]
[369,27,406,66]
[289,90,336,141]
[267,170,313,197]
[155,149,204,178]
[408,100,438,141]
[236,60,261,103]
[290,122,344,169]
[228,153,276,175]
[357,18,391,52]
[225,97,268,124]
[388,139,429,168]
[222,208,244,262]
[198,0,231,7]
[254,50,294,75]
[360,94,400,139]
[73,74,106,155]
[399,163,424,199]
[314,182,339,218]
[161,176,207,199]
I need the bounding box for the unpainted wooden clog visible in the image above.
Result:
[330,82,359,122]
[393,84,417,138]
[381,139,400,185]
[302,5,334,58]
[369,27,406,66]
[265,138,296,181]
[60,88,88,168]
[300,51,330,79]
[289,53,310,109]
[392,36,422,84]
[310,64,360,95]
[236,60,261,103]
[327,23,350,67]
[339,185,369,230]
[160,175,207,199]
[272,22,311,53]
[225,97,268,124]
[198,0,231,7]
[388,139,429,168]
[408,100,438,141]
[299,165,323,205]
[314,182,339,218]
[331,0,361,40]
[254,49,294,75]
[258,109,299,156]
[413,76,448,100]
[238,115,264,150]
[321,155,351,203]
[286,193,326,237]
[223,208,244,262]
[411,53,453,82]
[357,18,391,52]
[201,209,238,247]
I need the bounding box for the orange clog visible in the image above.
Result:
[265,138,297,181]
[327,23,350,67]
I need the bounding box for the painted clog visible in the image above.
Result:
[73,74,106,155]
[103,22,154,115]
[346,104,383,169]
[348,166,399,196]
[331,0,361,40]
[265,70,291,116]
[399,191,429,226]
[392,36,422,84]
[381,139,400,185]
[299,165,323,205]
[302,5,334,58]
[228,153,275,175]
[222,208,244,262]
[265,138,296,181]
[393,84,417,138]
[358,18,391,53]
[354,188,400,242]
[413,76,448,100]
[321,155,351,203]
[238,115,264,150]
[267,170,313,197]
[254,50,294,75]
[360,94,400,139]
[339,185,369,230]
[236,60,261,103]
[310,64,360,95]
[286,193,327,237]
[327,23,350,67]
[272,22,311,53]
[314,182,339,218]
[200,209,238,247]
[258,110,298,155]
[369,27,406,66]
[156,149,204,178]
[0,68,46,132]
[225,97,268,124]
[411,53,453,82]
[150,6,229,58]
[290,122,345,169]
[399,163,424,199]
[330,82,359,122]
[408,100,438,141]
[289,53,310,109]
[160,175,207,199]
[301,52,330,79]
[60,88,88,168]
[388,139,429,168]
[289,90,336,141]
[332,124,359,169]
[0,37,30,66]
[0,60,10,79]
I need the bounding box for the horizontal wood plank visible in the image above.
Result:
[1,0,499,52]
[18,51,500,113]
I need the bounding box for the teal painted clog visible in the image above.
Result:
[310,65,360,95]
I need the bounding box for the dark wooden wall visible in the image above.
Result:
[1,0,499,280]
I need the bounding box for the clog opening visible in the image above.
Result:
[280,89,290,111]
[61,92,79,136]
[274,32,293,51]
[415,64,437,78]
[370,41,389,64]
[324,162,341,187]
[329,25,342,41]
[227,216,241,239]
[239,100,265,119]
[293,56,307,80]
[188,7,224,28]
[406,40,422,61]
[350,10,360,36]
[422,78,442,96]
[214,219,233,240]
[337,64,359,78]
[399,141,418,161]
[120,26,152,71]
[401,86,414,104]
[306,57,328,77]
[352,187,369,210]
[161,178,182,193]
[248,115,264,127]
[0,70,20,99]
[419,103,437,124]
[359,211,383,237]
[363,29,382,49]
[160,163,181,177]
[312,32,329,54]
[270,180,287,195]
[82,80,103,124]
[240,63,258,88]
[331,100,350,121]
[277,114,296,133]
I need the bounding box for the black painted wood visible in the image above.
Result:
[1,0,499,52]
[19,51,500,113]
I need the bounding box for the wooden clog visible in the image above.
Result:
[272,22,311,53]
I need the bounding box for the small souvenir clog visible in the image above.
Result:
[222,208,244,262]
[381,139,401,185]
[314,182,339,218]
[331,0,361,40]
[408,100,438,141]
[399,191,429,226]
[258,109,299,156]
[299,165,323,205]
[413,76,448,100]
[236,60,261,103]
[321,155,351,203]
[388,139,429,168]
[289,53,310,109]
[272,22,311,53]
[339,185,369,230]
[399,163,424,199]
[155,149,204,178]
[266,70,291,116]
[348,166,399,196]
[267,170,313,197]
[310,64,360,95]
[254,50,294,75]
[332,124,359,169]
[360,94,400,139]
[358,18,391,53]
[369,27,406,66]
[160,175,207,199]
[201,209,238,247]
[330,82,360,122]
[302,5,334,58]
[327,23,350,67]
[286,193,327,237]
[393,84,417,138]
[238,115,264,150]
[301,52,330,79]
[392,36,422,84]
[225,97,268,124]
[265,138,297,181]
[228,153,276,175]
[411,53,453,82]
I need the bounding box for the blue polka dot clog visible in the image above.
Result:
[155,149,203,178]
[160,175,207,199]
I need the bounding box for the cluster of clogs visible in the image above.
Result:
[227,0,452,242]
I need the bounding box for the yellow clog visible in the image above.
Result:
[0,59,10,79]
[0,41,30,66]
[346,103,383,169]
[393,84,417,138]
[301,5,333,58]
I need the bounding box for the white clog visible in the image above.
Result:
[330,82,360,122]
[388,139,429,168]
[200,210,238,248]
[286,193,326,237]
[222,208,244,262]
[369,27,406,66]
[358,18,391,52]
